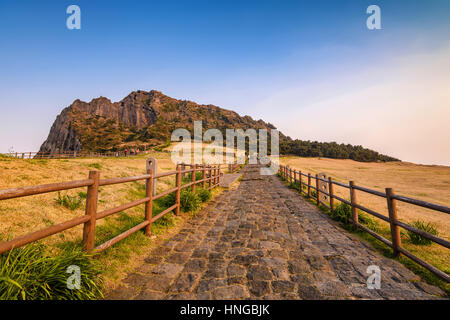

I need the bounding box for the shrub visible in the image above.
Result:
[55,192,83,211]
[0,244,102,300]
[331,202,352,224]
[180,189,201,212]
[158,192,176,208]
[330,203,380,232]
[196,188,212,202]
[182,172,204,184]
[289,181,301,191]
[408,220,439,245]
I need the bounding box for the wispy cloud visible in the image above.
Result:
[260,46,450,166]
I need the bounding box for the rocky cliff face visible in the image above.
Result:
[39,90,283,154]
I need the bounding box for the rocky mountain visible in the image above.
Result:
[38,90,284,154]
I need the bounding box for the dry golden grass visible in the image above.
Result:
[0,149,229,290]
[0,152,177,245]
[280,156,450,240]
[279,156,449,293]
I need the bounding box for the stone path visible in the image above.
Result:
[106,165,445,300]
[219,172,242,188]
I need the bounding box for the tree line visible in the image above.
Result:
[279,139,399,162]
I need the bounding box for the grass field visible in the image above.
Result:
[279,156,449,292]
[1,151,448,295]
[0,150,226,292]
[280,156,450,237]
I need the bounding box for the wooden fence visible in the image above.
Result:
[278,164,450,283]
[1,149,150,160]
[0,163,221,254]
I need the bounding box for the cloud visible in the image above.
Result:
[259,46,450,165]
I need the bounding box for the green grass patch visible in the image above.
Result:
[55,192,83,211]
[408,220,439,245]
[0,243,102,300]
[196,188,212,202]
[88,163,102,170]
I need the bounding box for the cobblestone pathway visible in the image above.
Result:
[106,165,445,300]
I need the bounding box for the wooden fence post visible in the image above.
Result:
[202,166,206,189]
[192,164,196,193]
[218,167,221,185]
[215,166,219,185]
[208,166,212,189]
[176,165,181,215]
[307,174,311,198]
[299,171,302,193]
[349,181,358,229]
[215,166,218,185]
[315,174,320,206]
[328,177,334,212]
[83,171,100,251]
[144,169,153,236]
[386,188,402,257]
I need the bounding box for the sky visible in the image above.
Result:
[0,0,449,165]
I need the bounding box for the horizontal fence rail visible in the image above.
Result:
[278,164,450,283]
[0,161,222,255]
[0,147,153,160]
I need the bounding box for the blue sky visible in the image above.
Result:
[0,0,449,164]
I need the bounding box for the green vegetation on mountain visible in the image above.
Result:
[39,90,399,162]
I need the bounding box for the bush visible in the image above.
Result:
[180,189,201,213]
[182,172,204,184]
[55,192,83,211]
[289,181,300,190]
[0,244,102,300]
[329,203,380,233]
[408,220,439,245]
[158,192,176,208]
[331,202,352,224]
[196,188,212,202]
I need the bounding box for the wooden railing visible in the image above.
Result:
[0,164,221,255]
[1,149,150,160]
[278,164,450,283]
